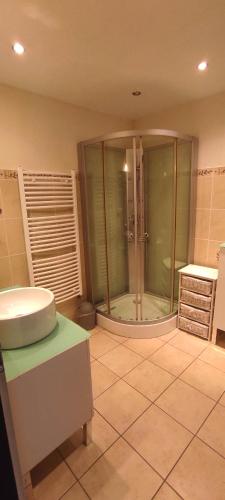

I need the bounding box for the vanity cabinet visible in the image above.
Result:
[178,265,218,340]
[2,313,93,498]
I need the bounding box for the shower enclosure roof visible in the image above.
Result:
[79,129,196,147]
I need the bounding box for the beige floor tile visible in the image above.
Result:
[150,343,194,376]
[60,411,118,479]
[154,482,181,500]
[198,404,225,457]
[80,438,162,500]
[32,450,75,500]
[124,405,192,478]
[219,392,225,406]
[94,379,150,433]
[104,330,127,343]
[61,482,89,499]
[89,332,118,358]
[156,379,215,433]
[159,329,180,342]
[199,345,225,373]
[180,358,225,400]
[91,360,119,399]
[169,330,207,357]
[168,437,225,500]
[90,327,99,336]
[124,337,164,358]
[124,360,175,401]
[98,344,142,377]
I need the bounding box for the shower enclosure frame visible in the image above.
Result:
[78,129,198,338]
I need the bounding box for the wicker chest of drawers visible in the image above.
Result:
[178,265,218,340]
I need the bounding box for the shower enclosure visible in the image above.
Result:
[79,130,197,338]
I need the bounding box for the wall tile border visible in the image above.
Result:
[197,166,225,176]
[0,169,18,179]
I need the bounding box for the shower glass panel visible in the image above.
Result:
[84,143,108,309]
[80,129,196,332]
[102,137,136,320]
[174,140,192,298]
[143,136,175,320]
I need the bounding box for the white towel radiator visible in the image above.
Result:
[18,169,82,304]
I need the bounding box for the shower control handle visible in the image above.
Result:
[127,231,134,241]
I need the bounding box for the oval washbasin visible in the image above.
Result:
[0,287,57,349]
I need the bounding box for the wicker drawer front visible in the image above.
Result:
[180,289,211,311]
[181,276,212,295]
[179,317,209,339]
[180,303,210,325]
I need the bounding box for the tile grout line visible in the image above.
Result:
[92,328,181,383]
[164,393,221,486]
[88,331,225,497]
[55,329,225,499]
[121,342,224,495]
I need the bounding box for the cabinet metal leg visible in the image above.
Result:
[83,420,92,446]
[23,472,34,499]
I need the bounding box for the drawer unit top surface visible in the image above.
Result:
[178,264,218,281]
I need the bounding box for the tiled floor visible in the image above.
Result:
[31,326,225,499]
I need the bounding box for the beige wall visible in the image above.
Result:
[135,91,225,169]
[135,91,225,268]
[0,84,131,318]
[195,168,225,268]
[0,84,130,173]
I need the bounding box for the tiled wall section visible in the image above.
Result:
[194,167,225,268]
[0,169,79,320]
[0,166,224,300]
[0,171,29,288]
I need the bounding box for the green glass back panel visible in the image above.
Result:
[143,144,174,300]
[85,144,107,304]
[104,147,129,299]
[174,140,192,298]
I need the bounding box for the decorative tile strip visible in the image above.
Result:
[214,167,225,175]
[197,168,214,176]
[197,166,225,176]
[0,169,18,179]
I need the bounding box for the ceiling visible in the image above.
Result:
[1,0,225,119]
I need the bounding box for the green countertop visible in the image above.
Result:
[2,311,90,383]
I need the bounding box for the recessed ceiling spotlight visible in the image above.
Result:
[197,60,208,72]
[132,90,142,96]
[12,42,25,55]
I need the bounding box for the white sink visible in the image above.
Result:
[0,287,57,349]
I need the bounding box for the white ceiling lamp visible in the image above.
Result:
[197,60,208,72]
[12,42,25,55]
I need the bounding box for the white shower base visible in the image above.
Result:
[97,293,177,339]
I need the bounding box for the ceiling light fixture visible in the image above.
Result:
[197,60,208,72]
[12,42,25,55]
[132,90,141,96]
